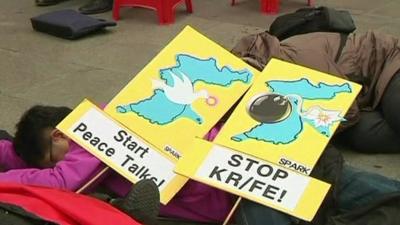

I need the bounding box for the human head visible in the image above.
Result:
[13,105,72,168]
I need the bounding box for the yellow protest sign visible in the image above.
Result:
[104,26,259,158]
[175,138,331,221]
[214,58,362,174]
[57,99,188,204]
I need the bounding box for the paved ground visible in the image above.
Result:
[0,0,399,220]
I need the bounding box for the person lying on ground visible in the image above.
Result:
[232,30,400,153]
[0,105,234,224]
[1,103,400,225]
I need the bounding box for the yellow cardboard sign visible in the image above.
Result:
[57,99,188,204]
[104,26,259,157]
[175,138,331,221]
[214,59,362,174]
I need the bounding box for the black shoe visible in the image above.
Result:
[78,0,113,15]
[35,0,67,6]
[112,179,160,225]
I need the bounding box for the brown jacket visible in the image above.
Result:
[231,31,400,130]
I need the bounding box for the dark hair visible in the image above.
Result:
[13,105,72,166]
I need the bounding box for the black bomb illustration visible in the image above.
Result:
[247,93,292,123]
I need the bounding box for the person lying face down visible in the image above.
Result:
[13,105,72,169]
[0,104,234,223]
[231,30,400,153]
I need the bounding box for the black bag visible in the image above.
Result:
[269,7,356,41]
[31,9,116,40]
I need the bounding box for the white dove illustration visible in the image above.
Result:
[152,70,209,105]
[284,94,345,127]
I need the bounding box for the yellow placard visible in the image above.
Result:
[57,99,188,204]
[104,26,259,156]
[214,59,362,174]
[175,138,331,221]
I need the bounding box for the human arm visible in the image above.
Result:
[0,141,106,191]
[230,31,281,71]
[0,140,28,170]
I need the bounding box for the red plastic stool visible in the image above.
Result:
[113,0,193,24]
[231,0,314,14]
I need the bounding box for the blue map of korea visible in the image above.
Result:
[232,78,352,144]
[116,54,253,125]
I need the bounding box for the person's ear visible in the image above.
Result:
[50,129,69,141]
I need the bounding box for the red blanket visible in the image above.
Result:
[0,182,141,225]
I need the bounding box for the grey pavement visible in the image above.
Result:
[0,0,400,206]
